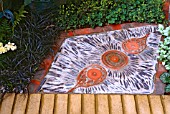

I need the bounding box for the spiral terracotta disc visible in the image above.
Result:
[102,50,128,70]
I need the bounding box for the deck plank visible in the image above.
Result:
[135,95,151,114]
[26,94,41,114]
[13,94,28,114]
[82,94,95,114]
[96,95,109,114]
[40,94,55,114]
[0,94,169,114]
[122,95,137,114]
[54,94,68,114]
[0,93,15,114]
[148,95,164,114]
[109,95,123,114]
[161,95,170,114]
[68,94,81,114]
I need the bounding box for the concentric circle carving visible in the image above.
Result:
[102,50,128,70]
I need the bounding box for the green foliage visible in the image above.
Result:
[0,18,12,43]
[0,11,60,93]
[0,5,27,43]
[158,25,170,71]
[12,5,28,32]
[55,0,165,30]
[160,72,170,93]
[160,72,170,84]
[158,25,170,93]
[165,84,170,93]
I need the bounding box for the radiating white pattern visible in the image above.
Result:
[41,25,161,94]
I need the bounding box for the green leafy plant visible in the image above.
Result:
[158,24,170,70]
[158,24,170,93]
[0,10,59,93]
[55,0,165,30]
[12,5,28,32]
[0,18,12,43]
[160,72,170,93]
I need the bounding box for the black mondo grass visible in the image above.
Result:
[0,11,60,94]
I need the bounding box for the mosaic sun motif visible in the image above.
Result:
[41,25,161,94]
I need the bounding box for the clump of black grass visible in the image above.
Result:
[0,9,60,94]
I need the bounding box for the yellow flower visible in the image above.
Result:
[0,46,7,54]
[0,42,3,47]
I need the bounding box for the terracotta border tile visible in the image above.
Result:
[156,61,167,78]
[74,28,93,35]
[92,26,104,33]
[102,25,113,32]
[163,2,169,20]
[121,23,134,29]
[68,31,74,36]
[109,24,122,30]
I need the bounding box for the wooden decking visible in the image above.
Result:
[0,94,170,114]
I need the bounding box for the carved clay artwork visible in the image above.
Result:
[41,25,161,94]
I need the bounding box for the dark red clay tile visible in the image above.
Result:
[30,79,41,85]
[131,22,150,27]
[92,26,104,33]
[109,24,122,30]
[32,69,46,80]
[74,28,93,35]
[102,25,113,32]
[28,83,38,93]
[156,61,167,78]
[59,31,68,39]
[163,2,169,12]
[55,38,65,48]
[68,31,74,36]
[42,56,54,71]
[52,44,60,54]
[121,23,134,29]
[153,77,166,94]
[163,2,169,20]
[165,11,169,20]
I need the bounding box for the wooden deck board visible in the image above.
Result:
[109,95,123,114]
[0,93,15,114]
[122,95,137,114]
[148,95,164,114]
[40,94,55,114]
[161,95,170,114]
[54,94,68,114]
[0,94,169,114]
[68,94,81,114]
[135,95,151,114]
[25,94,41,114]
[13,94,28,114]
[96,95,109,114]
[82,94,95,114]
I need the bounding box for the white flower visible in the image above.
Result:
[0,46,7,54]
[11,45,17,51]
[5,42,17,51]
